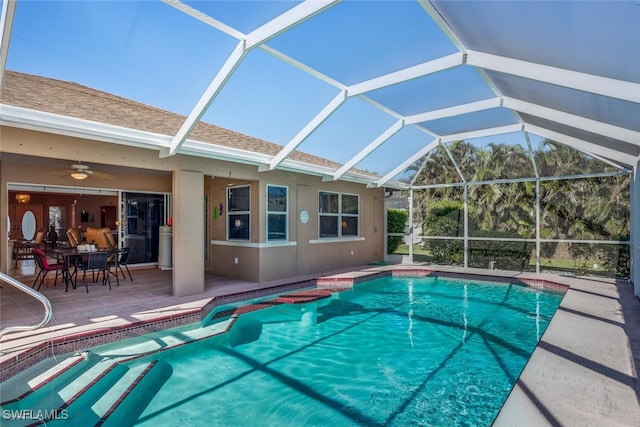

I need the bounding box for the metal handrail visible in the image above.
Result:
[0,272,53,341]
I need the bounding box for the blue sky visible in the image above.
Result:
[5,0,545,178]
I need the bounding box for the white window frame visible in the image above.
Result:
[318,191,359,239]
[266,184,288,242]
[340,192,360,237]
[227,184,250,241]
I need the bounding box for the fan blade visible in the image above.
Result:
[38,170,72,176]
[90,170,113,179]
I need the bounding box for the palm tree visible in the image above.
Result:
[400,137,629,274]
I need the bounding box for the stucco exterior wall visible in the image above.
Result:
[1,125,386,283]
[206,169,385,282]
[172,170,205,296]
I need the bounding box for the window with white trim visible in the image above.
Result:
[267,185,287,241]
[227,185,250,240]
[341,193,359,236]
[319,191,359,238]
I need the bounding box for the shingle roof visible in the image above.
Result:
[0,70,355,173]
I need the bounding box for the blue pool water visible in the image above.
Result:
[127,276,563,426]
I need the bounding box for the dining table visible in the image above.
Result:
[53,247,116,291]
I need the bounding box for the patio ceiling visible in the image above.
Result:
[1,0,639,189]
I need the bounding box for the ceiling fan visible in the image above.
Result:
[58,162,112,180]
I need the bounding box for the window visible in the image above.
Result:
[228,185,250,240]
[341,194,359,236]
[319,191,359,238]
[267,185,287,241]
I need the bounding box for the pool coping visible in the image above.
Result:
[1,265,639,426]
[0,277,317,381]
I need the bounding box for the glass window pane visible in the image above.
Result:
[341,194,359,214]
[319,216,338,237]
[268,214,287,241]
[229,214,250,240]
[341,216,358,236]
[229,186,250,212]
[268,186,287,212]
[319,192,339,214]
[48,206,64,234]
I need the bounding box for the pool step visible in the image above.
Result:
[43,359,171,426]
[97,359,172,427]
[2,357,108,415]
[93,317,235,359]
[0,359,128,427]
[0,352,88,406]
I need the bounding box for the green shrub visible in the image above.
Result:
[422,199,533,269]
[597,238,630,277]
[387,208,408,254]
[423,199,464,263]
[468,231,534,270]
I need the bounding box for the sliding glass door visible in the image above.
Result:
[122,192,167,264]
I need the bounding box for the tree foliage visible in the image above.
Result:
[423,199,464,264]
[386,208,408,254]
[407,139,630,276]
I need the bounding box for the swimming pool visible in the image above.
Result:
[1,275,564,426]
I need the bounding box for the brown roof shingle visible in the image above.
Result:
[1,70,373,173]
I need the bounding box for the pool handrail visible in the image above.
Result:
[0,271,53,341]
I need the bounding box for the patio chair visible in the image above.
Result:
[66,228,83,247]
[79,251,111,293]
[34,230,45,247]
[32,248,67,291]
[109,247,133,285]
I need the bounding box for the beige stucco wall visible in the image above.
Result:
[172,170,205,296]
[2,125,386,283]
[206,169,385,282]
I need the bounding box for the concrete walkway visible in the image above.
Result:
[493,273,640,426]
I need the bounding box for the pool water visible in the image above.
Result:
[128,276,563,426]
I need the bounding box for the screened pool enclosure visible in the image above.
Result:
[1,1,639,291]
[385,140,630,278]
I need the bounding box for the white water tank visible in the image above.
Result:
[158,225,172,270]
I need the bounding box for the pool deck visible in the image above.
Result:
[1,263,639,426]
